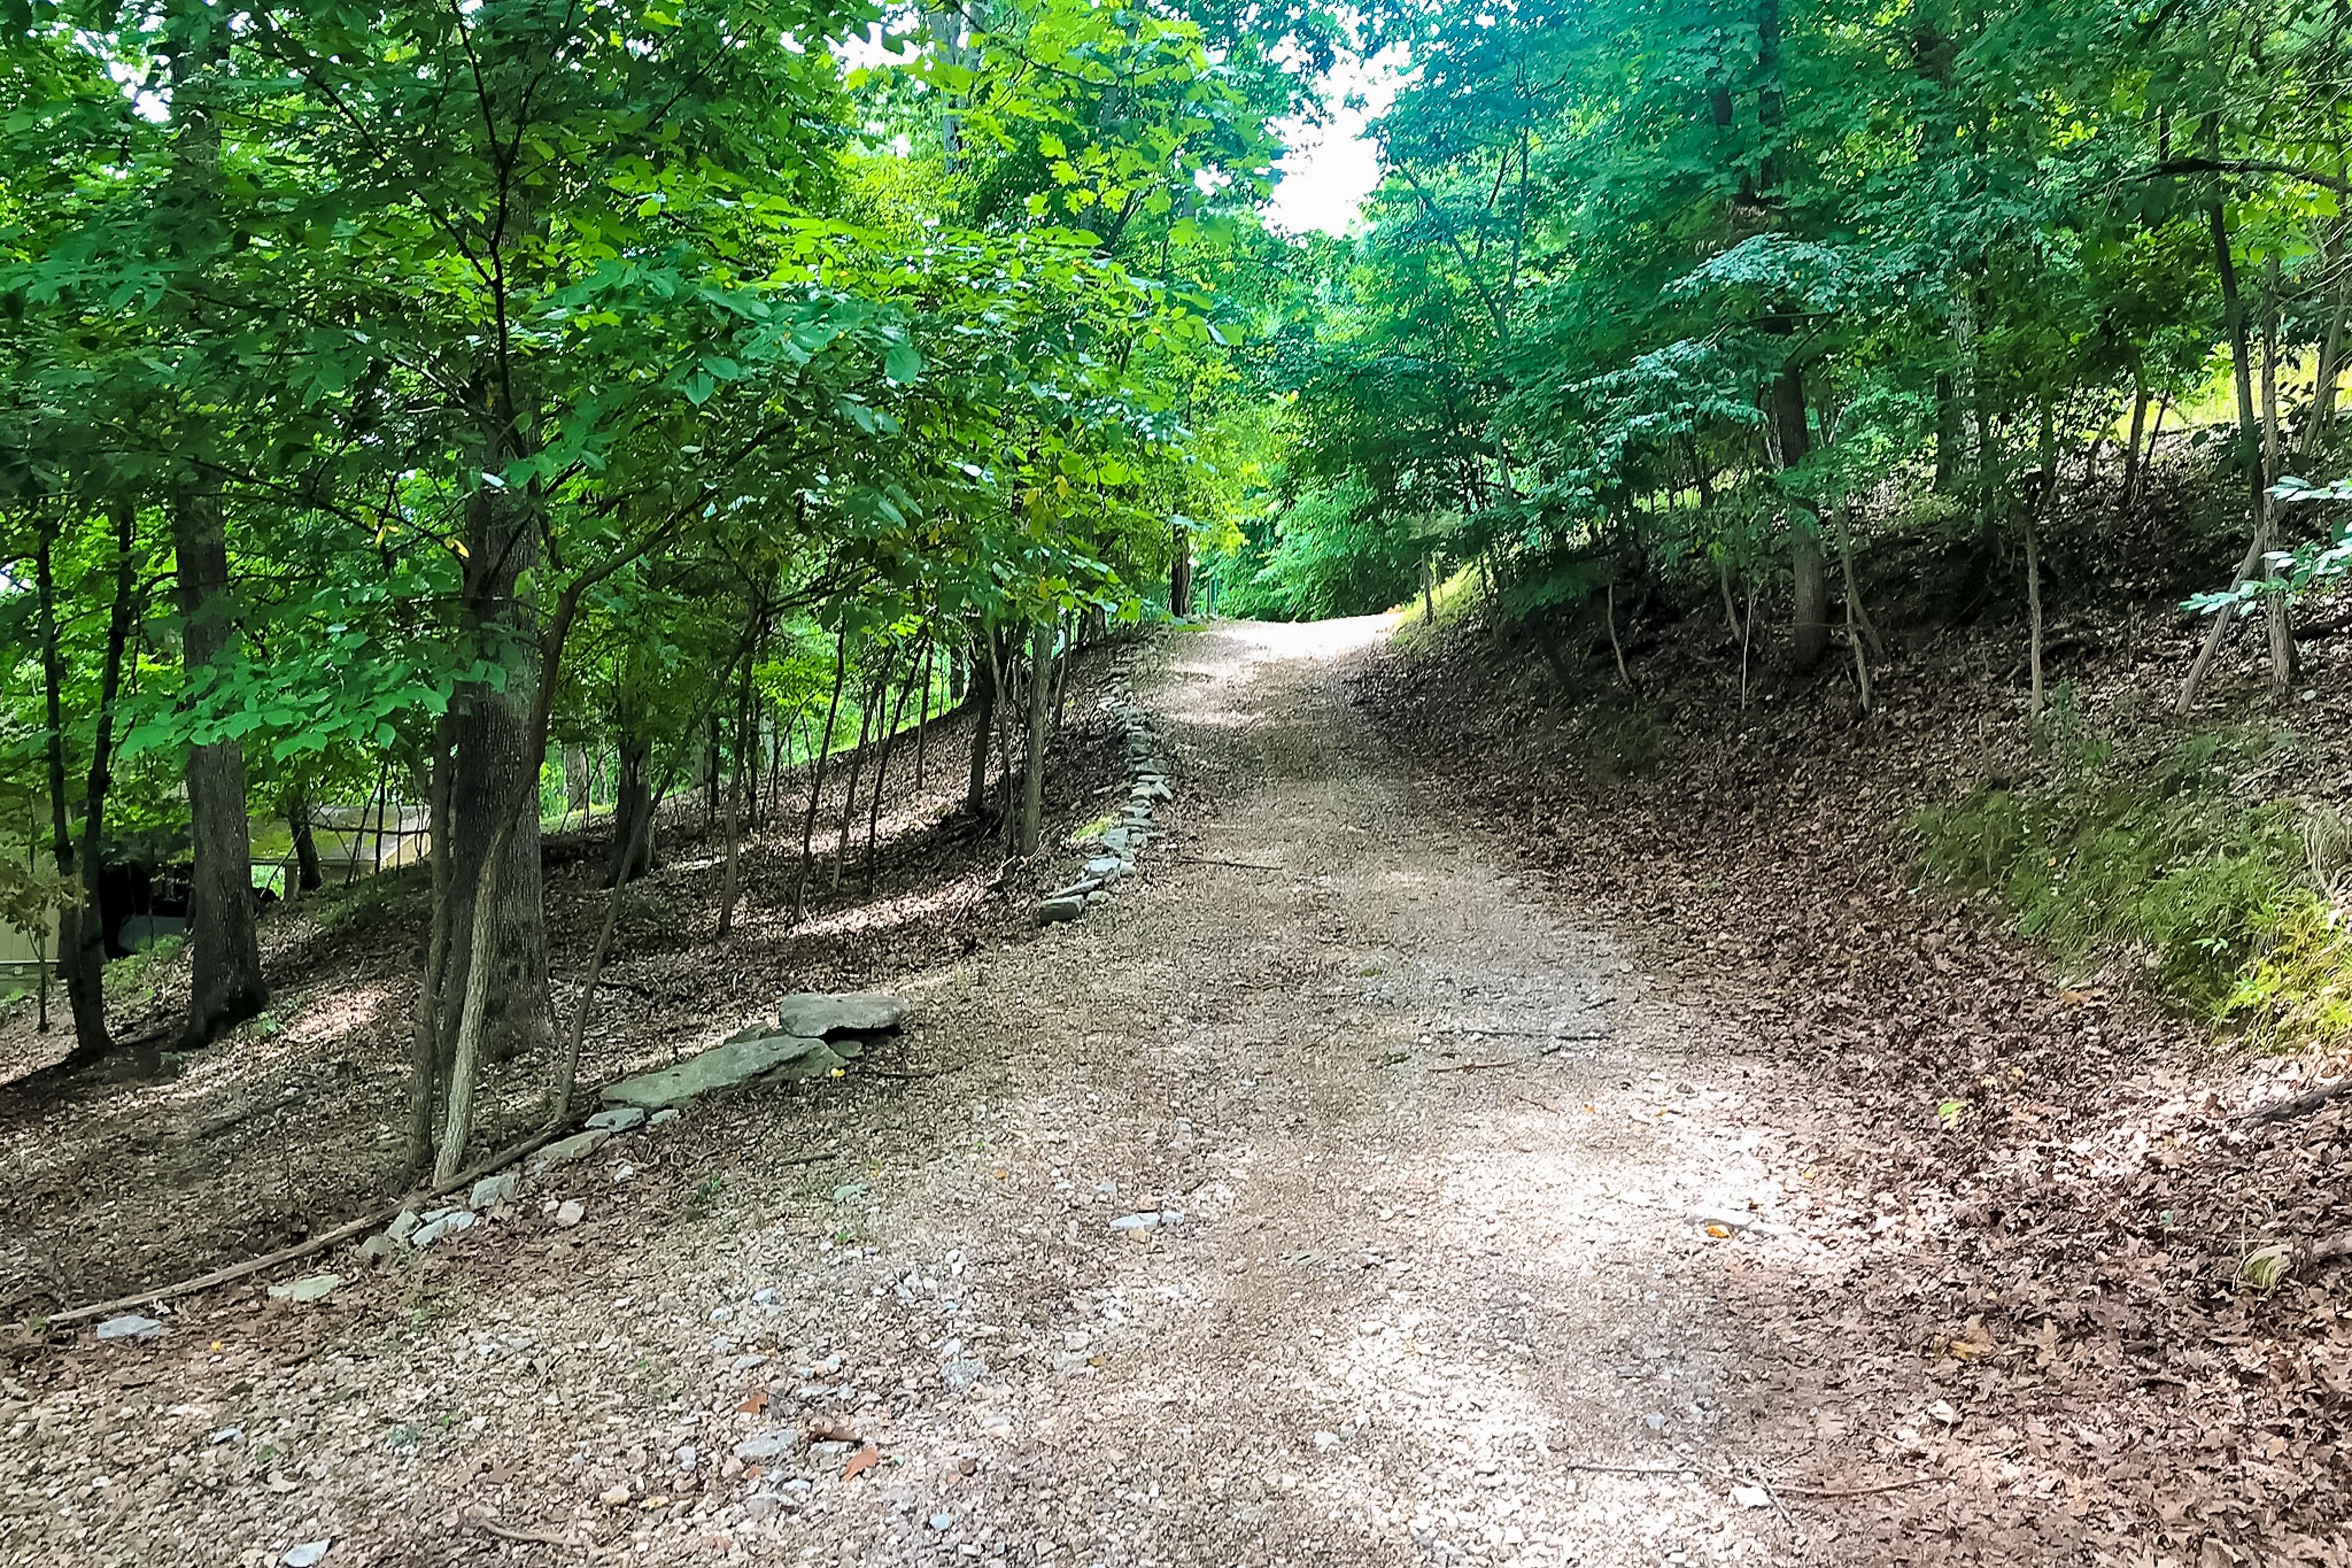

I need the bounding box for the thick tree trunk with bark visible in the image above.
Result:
[563,744,590,820]
[1770,365,1829,671]
[431,473,551,1068]
[165,18,265,1050]
[1169,523,1193,617]
[174,488,266,1048]
[408,719,455,1173]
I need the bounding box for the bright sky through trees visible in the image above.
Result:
[1263,49,1405,236]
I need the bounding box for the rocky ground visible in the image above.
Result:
[6,612,2344,1568]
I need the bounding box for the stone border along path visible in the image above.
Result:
[359,993,910,1271]
[1034,677,1168,924]
[90,668,1157,1338]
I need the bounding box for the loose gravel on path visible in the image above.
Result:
[8,620,1882,1568]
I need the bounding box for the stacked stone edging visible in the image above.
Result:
[1035,674,1167,925]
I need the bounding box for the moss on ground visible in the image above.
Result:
[1916,720,2352,1048]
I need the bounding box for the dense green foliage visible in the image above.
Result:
[1220,0,2352,650]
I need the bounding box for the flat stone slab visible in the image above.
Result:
[601,1032,831,1109]
[267,1273,342,1303]
[765,1042,852,1081]
[1035,896,1085,924]
[777,992,912,1039]
[96,1314,164,1341]
[586,1105,646,1132]
[528,1127,613,1174]
[468,1173,519,1210]
[411,1209,475,1248]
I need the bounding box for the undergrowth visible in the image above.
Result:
[1390,562,1484,653]
[1915,707,2352,1048]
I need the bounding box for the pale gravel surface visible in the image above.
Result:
[5,619,1871,1568]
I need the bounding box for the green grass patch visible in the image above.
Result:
[1391,562,1485,652]
[1915,721,2352,1047]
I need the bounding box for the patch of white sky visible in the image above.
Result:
[1263,44,1411,238]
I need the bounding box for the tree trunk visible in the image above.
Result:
[563,744,590,821]
[915,637,935,790]
[1051,612,1071,732]
[1770,365,1829,670]
[409,717,455,1174]
[717,634,756,936]
[717,763,743,939]
[830,649,891,895]
[433,544,625,1180]
[794,626,850,920]
[37,524,113,1064]
[2181,180,2287,710]
[1169,522,1193,617]
[2025,509,2045,722]
[432,462,551,1070]
[2261,254,2295,687]
[553,778,657,1124]
[964,627,998,820]
[1018,619,1055,857]
[864,652,924,890]
[434,814,512,1183]
[1604,581,1632,691]
[176,493,266,1053]
[1829,495,1885,658]
[1832,495,1879,711]
[2120,376,2149,508]
[2029,394,2054,725]
[608,725,655,886]
[2303,221,2347,459]
[167,21,265,1050]
[1952,287,1980,493]
[288,787,324,894]
[1934,371,1961,493]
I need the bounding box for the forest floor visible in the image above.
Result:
[3,614,2347,1567]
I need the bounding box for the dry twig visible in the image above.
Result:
[44,1118,581,1328]
[2236,1077,2352,1127]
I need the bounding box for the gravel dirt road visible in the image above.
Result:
[9,620,1890,1568]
